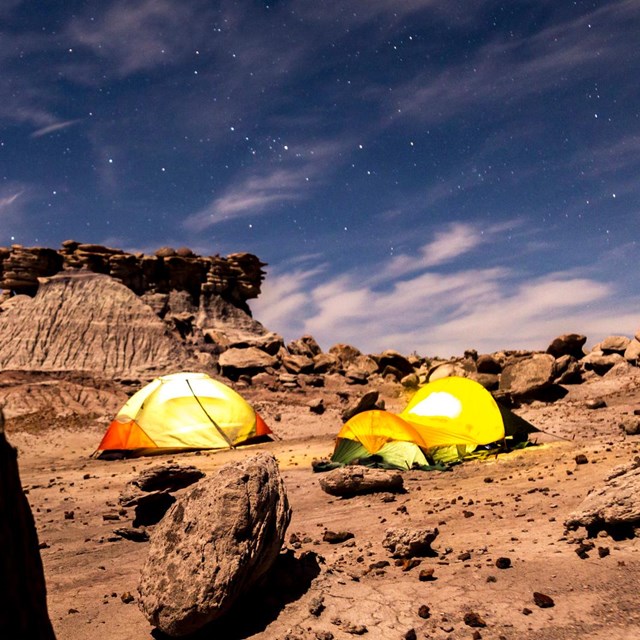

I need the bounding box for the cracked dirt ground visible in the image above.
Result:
[5,368,640,640]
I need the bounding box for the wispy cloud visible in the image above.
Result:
[390,2,636,124]
[389,222,484,277]
[183,167,308,232]
[184,138,352,231]
[252,222,638,356]
[0,185,30,243]
[30,119,82,138]
[66,0,205,76]
[0,190,23,210]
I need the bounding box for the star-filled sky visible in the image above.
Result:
[1,0,638,356]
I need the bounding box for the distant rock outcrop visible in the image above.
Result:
[0,241,266,311]
[0,272,193,376]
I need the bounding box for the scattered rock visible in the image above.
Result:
[382,527,439,559]
[546,333,587,359]
[620,417,640,436]
[122,464,205,495]
[600,335,631,354]
[308,398,325,415]
[418,604,431,619]
[463,612,486,628]
[499,353,558,401]
[113,527,149,542]
[341,391,380,422]
[565,457,640,536]
[495,557,511,569]
[323,530,355,544]
[575,454,589,465]
[585,398,607,410]
[533,592,555,608]
[318,467,404,497]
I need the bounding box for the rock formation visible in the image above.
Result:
[0,272,193,377]
[138,452,291,636]
[0,241,266,311]
[565,457,640,537]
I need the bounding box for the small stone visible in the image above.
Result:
[598,546,610,558]
[575,454,589,465]
[344,623,368,635]
[495,557,511,569]
[308,399,325,415]
[522,607,533,615]
[64,510,74,520]
[403,629,417,640]
[463,612,486,628]
[316,633,334,640]
[458,551,471,561]
[418,568,436,581]
[68,608,79,614]
[418,604,431,619]
[309,596,325,617]
[483,477,494,483]
[585,398,606,409]
[120,592,135,604]
[323,530,355,544]
[400,558,421,572]
[486,575,497,583]
[533,592,555,608]
[472,631,482,640]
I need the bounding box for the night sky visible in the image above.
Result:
[1,1,638,356]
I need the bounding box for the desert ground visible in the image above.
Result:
[5,367,640,640]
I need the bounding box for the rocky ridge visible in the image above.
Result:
[0,241,266,311]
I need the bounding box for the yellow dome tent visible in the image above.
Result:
[94,372,271,458]
[331,377,536,469]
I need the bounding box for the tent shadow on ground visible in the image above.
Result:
[150,550,321,640]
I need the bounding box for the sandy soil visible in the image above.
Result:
[6,368,640,640]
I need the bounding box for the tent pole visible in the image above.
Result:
[186,380,236,449]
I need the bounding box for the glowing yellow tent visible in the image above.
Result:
[332,377,536,468]
[94,372,271,458]
[401,376,504,448]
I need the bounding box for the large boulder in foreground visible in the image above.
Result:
[565,458,640,536]
[0,271,193,376]
[138,453,291,637]
[0,409,56,639]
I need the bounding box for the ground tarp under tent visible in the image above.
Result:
[94,372,271,458]
[331,376,537,469]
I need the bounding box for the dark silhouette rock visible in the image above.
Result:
[0,408,56,639]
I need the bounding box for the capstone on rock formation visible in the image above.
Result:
[0,241,265,313]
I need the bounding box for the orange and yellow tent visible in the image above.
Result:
[332,377,537,468]
[94,372,270,457]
